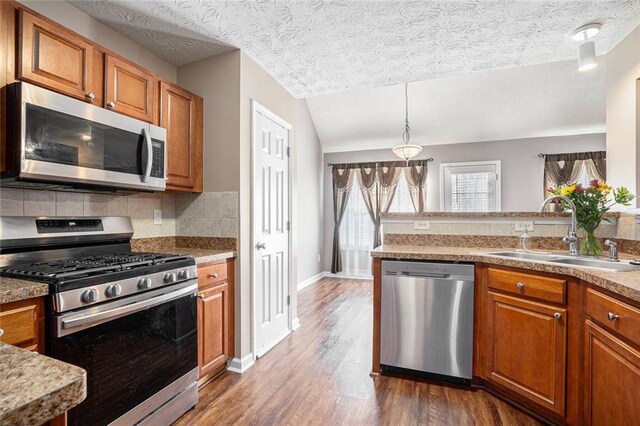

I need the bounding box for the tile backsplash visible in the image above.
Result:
[175,192,238,238]
[0,188,238,239]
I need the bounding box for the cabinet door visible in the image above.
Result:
[197,282,229,376]
[0,297,44,353]
[584,320,640,425]
[160,81,203,191]
[486,292,567,415]
[105,54,155,122]
[19,9,95,102]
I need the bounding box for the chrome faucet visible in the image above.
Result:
[539,195,579,256]
[604,240,619,262]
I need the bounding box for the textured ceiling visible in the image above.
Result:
[306,59,606,152]
[69,0,639,98]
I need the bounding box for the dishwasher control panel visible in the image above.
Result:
[382,260,474,279]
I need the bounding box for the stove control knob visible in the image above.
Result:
[138,277,152,290]
[105,284,122,298]
[81,288,99,304]
[177,269,189,280]
[164,272,176,283]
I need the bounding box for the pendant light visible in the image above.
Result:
[573,23,601,72]
[392,83,422,161]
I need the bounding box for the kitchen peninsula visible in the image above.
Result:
[372,211,640,425]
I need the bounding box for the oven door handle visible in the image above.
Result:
[58,283,197,337]
[141,127,153,183]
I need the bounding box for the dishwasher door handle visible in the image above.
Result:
[399,272,450,279]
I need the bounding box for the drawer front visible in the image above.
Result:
[0,304,37,346]
[586,289,640,348]
[487,268,566,305]
[198,262,228,288]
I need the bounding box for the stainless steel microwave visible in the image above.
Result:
[2,82,166,192]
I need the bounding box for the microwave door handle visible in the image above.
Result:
[141,128,153,183]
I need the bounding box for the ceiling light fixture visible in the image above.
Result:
[392,83,422,162]
[573,23,601,72]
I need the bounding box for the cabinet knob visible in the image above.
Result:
[516,282,525,290]
[198,294,205,299]
[209,273,218,279]
[0,328,4,338]
[607,312,619,321]
[107,101,115,109]
[86,92,95,101]
[554,312,562,320]
[256,242,266,250]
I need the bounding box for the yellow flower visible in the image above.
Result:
[598,182,612,192]
[560,185,576,196]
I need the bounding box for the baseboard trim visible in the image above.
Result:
[227,353,255,374]
[297,271,328,291]
[292,317,301,330]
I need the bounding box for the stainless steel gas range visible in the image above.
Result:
[0,216,198,426]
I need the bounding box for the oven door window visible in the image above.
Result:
[52,293,197,426]
[25,104,147,175]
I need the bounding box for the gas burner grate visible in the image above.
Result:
[1,252,191,283]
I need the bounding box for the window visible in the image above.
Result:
[440,161,501,212]
[339,180,374,277]
[387,170,416,213]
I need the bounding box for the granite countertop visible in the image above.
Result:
[372,245,640,303]
[0,343,86,425]
[0,277,49,305]
[138,247,236,264]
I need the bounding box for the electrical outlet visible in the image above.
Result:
[414,220,431,230]
[153,209,162,225]
[515,221,534,232]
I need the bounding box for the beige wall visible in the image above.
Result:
[178,51,242,193]
[20,0,177,81]
[294,99,324,283]
[177,51,324,361]
[606,25,640,202]
[238,52,297,358]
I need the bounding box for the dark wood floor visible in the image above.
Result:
[175,278,540,425]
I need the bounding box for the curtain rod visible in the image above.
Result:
[326,157,434,167]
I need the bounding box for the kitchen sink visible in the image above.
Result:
[483,251,640,272]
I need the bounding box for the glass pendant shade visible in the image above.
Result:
[392,143,422,161]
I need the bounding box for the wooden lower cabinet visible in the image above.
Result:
[197,258,235,382]
[0,296,45,353]
[485,291,567,416]
[198,282,229,375]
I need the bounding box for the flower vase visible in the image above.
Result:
[581,231,601,257]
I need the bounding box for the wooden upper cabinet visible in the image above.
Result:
[486,292,567,416]
[584,320,640,425]
[18,9,96,102]
[105,54,155,122]
[160,81,203,192]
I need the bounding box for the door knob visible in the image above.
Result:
[107,101,115,109]
[86,92,95,101]
[256,242,266,250]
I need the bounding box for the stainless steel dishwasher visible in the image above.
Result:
[380,260,474,384]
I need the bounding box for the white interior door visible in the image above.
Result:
[252,102,291,358]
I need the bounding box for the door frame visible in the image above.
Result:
[250,100,294,360]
